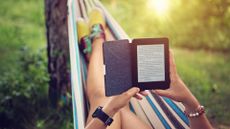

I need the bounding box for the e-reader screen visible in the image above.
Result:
[137,44,165,82]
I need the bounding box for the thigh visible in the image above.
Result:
[86,97,121,129]
[120,106,152,129]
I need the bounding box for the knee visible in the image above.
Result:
[86,85,106,103]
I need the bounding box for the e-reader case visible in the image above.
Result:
[103,40,133,96]
[103,38,170,96]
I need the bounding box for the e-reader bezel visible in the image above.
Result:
[131,38,170,91]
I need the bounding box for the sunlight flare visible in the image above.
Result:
[147,0,170,16]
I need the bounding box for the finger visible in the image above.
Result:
[122,87,140,99]
[169,49,177,74]
[152,89,172,99]
[134,93,143,100]
[139,90,148,96]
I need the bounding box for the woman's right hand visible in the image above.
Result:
[152,50,200,111]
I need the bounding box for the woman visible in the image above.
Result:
[77,8,213,129]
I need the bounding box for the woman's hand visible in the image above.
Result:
[102,87,140,117]
[151,50,200,110]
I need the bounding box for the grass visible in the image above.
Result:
[174,49,230,126]
[0,0,74,129]
[0,0,46,73]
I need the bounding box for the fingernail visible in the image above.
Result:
[138,94,143,98]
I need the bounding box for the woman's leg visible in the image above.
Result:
[120,105,152,129]
[85,37,121,129]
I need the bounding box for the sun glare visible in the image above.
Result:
[147,0,170,16]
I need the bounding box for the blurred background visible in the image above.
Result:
[0,0,229,129]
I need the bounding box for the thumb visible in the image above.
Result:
[122,87,140,99]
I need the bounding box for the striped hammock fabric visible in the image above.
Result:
[67,0,190,128]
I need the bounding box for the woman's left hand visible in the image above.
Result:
[103,87,140,117]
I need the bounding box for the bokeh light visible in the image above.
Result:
[147,0,170,16]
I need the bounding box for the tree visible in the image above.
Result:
[45,0,70,108]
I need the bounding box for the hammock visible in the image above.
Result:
[67,0,190,128]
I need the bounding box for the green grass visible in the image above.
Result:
[0,0,46,73]
[174,49,230,125]
[0,1,74,129]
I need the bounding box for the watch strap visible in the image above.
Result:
[92,106,113,126]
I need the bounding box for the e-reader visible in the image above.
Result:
[103,38,170,96]
[132,38,170,91]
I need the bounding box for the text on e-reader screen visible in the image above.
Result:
[137,44,165,82]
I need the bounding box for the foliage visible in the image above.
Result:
[0,47,47,129]
[0,48,73,129]
[102,0,230,51]
[0,0,73,128]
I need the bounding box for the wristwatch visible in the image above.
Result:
[92,106,113,126]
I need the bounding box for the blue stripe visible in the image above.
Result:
[80,53,87,80]
[129,103,136,114]
[163,97,190,126]
[151,93,185,129]
[146,96,171,129]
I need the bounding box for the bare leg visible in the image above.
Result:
[86,37,121,129]
[120,105,152,129]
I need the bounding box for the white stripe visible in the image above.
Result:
[67,1,78,129]
[88,0,94,8]
[139,97,165,129]
[84,0,92,12]
[130,98,152,127]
